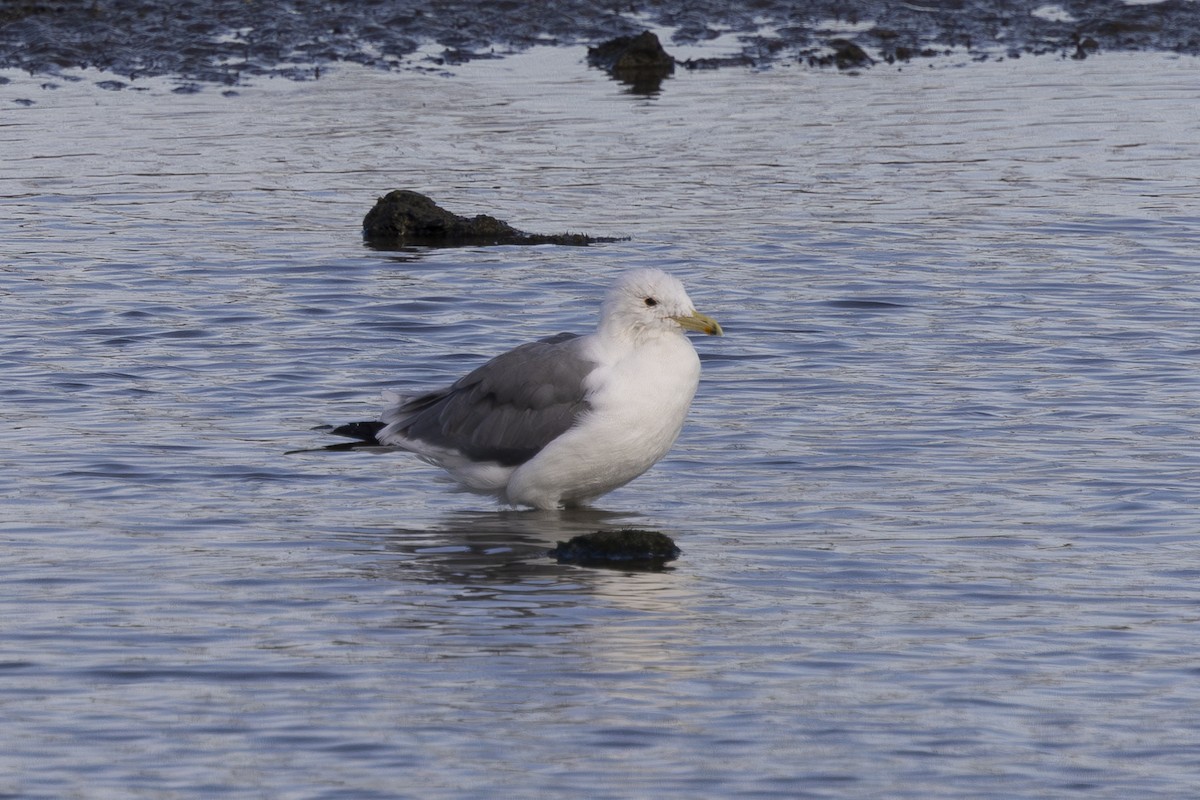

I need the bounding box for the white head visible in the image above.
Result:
[598,268,723,341]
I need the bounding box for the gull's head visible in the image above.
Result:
[600,268,723,340]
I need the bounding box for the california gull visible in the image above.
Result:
[332,268,722,509]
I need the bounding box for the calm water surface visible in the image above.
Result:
[4,48,1200,798]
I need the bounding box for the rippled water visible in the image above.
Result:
[4,48,1200,797]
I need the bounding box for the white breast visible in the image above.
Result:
[504,332,700,509]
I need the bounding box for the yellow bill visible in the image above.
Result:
[673,310,724,336]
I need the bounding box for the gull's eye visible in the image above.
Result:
[644,297,658,307]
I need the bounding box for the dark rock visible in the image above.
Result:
[809,38,875,70]
[678,54,756,71]
[1072,34,1100,60]
[549,528,681,569]
[362,190,619,248]
[587,31,674,93]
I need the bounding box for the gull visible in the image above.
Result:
[330,268,722,509]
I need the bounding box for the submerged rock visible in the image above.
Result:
[549,528,681,569]
[362,190,617,248]
[587,31,675,93]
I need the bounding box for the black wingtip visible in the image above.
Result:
[330,420,386,443]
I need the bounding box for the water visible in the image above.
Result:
[4,48,1200,797]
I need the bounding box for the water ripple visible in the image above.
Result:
[3,51,1200,799]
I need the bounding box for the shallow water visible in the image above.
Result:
[4,49,1200,798]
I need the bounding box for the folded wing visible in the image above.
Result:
[378,332,595,466]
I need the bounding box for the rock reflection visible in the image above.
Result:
[379,508,640,578]
[333,509,704,681]
[342,508,697,613]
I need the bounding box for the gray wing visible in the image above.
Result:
[380,332,595,466]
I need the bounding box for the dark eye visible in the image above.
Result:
[644,297,658,307]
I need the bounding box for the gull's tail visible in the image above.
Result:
[285,420,388,454]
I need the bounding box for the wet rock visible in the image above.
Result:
[677,53,757,71]
[803,38,877,70]
[549,529,681,569]
[824,39,875,70]
[587,30,674,93]
[1072,34,1100,60]
[362,190,618,248]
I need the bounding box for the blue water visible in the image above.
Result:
[4,48,1200,797]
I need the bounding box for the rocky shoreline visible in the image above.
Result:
[2,1,1198,87]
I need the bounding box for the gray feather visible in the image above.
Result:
[381,332,595,466]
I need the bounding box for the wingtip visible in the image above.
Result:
[330,420,386,443]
